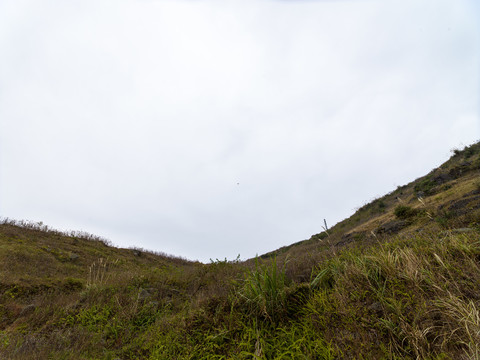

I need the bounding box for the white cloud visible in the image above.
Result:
[1,0,478,261]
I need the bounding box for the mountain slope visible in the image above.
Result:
[261,142,480,274]
[0,141,479,359]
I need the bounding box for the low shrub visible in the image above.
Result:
[394,205,418,220]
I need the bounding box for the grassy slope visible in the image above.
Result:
[0,142,479,359]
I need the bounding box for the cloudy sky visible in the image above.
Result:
[1,0,479,262]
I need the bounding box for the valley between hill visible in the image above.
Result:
[1,142,479,359]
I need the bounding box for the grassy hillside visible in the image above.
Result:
[0,142,479,359]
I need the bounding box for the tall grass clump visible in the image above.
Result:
[435,294,480,359]
[86,258,117,288]
[303,230,480,358]
[240,257,288,323]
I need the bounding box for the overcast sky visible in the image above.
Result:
[0,0,479,262]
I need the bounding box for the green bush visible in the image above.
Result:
[378,200,386,212]
[414,177,436,196]
[394,205,418,220]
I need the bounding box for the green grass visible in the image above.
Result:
[2,225,479,359]
[240,256,288,324]
[1,141,480,359]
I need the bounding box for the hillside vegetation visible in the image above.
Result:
[1,142,479,359]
